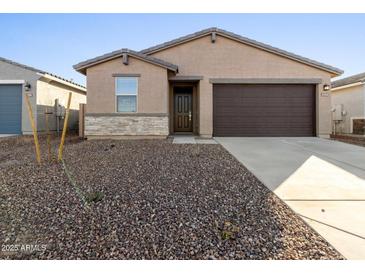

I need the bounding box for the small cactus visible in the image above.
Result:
[221,221,240,240]
[85,191,104,204]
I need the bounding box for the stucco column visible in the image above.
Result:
[317,78,332,137]
[199,79,213,138]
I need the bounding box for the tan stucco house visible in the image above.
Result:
[331,72,365,135]
[0,57,86,135]
[73,27,343,139]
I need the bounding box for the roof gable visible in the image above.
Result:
[140,27,343,76]
[73,49,178,75]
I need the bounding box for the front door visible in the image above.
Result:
[174,87,193,132]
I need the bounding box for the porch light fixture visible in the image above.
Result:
[323,84,330,91]
[24,82,31,91]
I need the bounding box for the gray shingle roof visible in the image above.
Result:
[73,48,178,74]
[0,56,86,90]
[140,27,343,76]
[331,72,365,88]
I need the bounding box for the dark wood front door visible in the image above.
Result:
[174,88,193,132]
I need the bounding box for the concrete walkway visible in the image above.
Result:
[216,137,365,259]
[172,135,217,144]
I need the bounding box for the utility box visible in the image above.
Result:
[54,99,65,118]
[333,104,344,121]
[54,98,66,135]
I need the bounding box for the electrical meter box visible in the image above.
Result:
[54,99,66,118]
[333,104,343,121]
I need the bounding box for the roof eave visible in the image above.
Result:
[331,81,365,91]
[38,73,87,93]
[73,51,178,74]
[129,54,178,72]
[0,56,86,89]
[140,29,213,55]
[73,53,125,75]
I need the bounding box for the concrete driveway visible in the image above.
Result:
[216,137,365,259]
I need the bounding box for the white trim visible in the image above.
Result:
[115,76,138,113]
[0,80,25,84]
[350,116,365,134]
[331,82,364,91]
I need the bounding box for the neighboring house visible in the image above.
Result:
[331,72,365,135]
[0,57,86,135]
[73,27,343,139]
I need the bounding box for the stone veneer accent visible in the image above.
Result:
[85,114,169,136]
[353,119,365,135]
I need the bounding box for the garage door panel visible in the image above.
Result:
[214,101,314,109]
[217,127,314,137]
[0,84,22,134]
[214,108,314,115]
[214,118,314,124]
[214,110,313,118]
[214,96,314,104]
[214,99,314,108]
[217,126,314,131]
[215,124,314,130]
[226,98,314,103]
[213,84,315,137]
[214,85,313,97]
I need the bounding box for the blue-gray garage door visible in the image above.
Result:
[0,84,22,134]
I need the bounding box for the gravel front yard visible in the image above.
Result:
[0,135,343,259]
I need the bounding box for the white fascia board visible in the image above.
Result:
[37,72,86,93]
[331,82,364,91]
[0,80,25,84]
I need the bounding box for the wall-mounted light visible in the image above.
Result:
[323,84,330,91]
[24,82,31,91]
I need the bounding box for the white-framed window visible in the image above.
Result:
[115,77,138,112]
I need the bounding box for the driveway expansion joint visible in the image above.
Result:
[300,214,365,240]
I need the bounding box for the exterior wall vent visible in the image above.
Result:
[211,32,216,43]
[122,53,129,65]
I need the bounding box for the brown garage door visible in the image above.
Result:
[213,84,315,137]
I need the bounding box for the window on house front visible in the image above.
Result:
[116,77,138,112]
